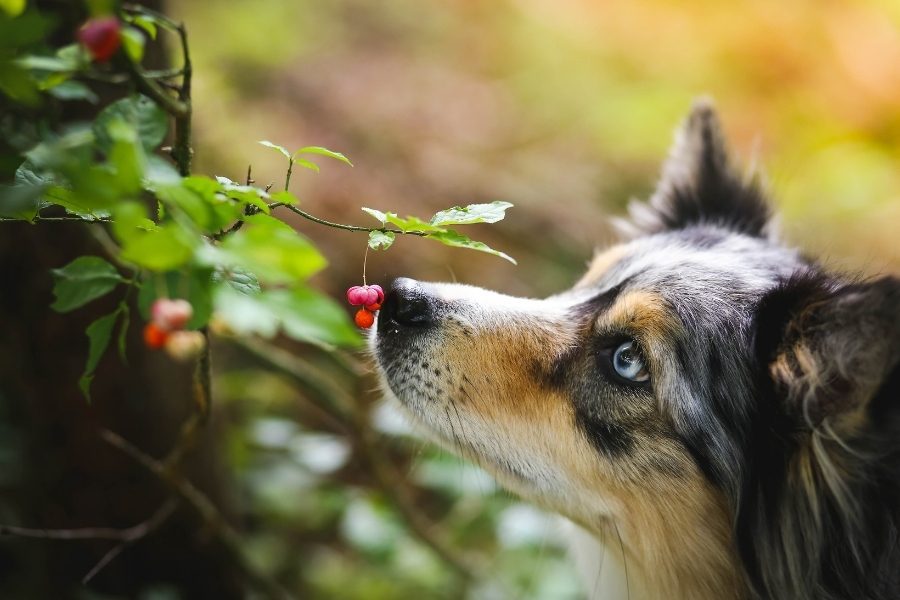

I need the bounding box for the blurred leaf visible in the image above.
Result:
[129,15,157,39]
[117,303,130,361]
[120,26,146,63]
[212,285,360,348]
[46,80,98,103]
[201,214,326,284]
[430,201,513,227]
[0,0,25,18]
[0,181,45,220]
[269,190,299,205]
[259,140,290,159]
[212,266,261,296]
[292,145,353,167]
[268,287,361,348]
[119,223,195,271]
[79,309,119,401]
[427,230,516,264]
[292,157,319,173]
[94,94,167,152]
[368,230,395,250]
[50,256,125,313]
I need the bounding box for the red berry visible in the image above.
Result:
[365,302,381,311]
[77,17,122,63]
[143,323,168,349]
[355,308,375,328]
[151,298,193,331]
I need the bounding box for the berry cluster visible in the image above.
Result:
[143,299,206,361]
[346,284,383,329]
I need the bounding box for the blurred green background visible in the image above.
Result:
[2,0,899,598]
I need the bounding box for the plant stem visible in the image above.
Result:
[284,157,293,192]
[274,204,429,237]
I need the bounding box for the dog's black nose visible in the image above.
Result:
[380,277,433,328]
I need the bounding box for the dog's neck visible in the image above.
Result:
[566,509,747,600]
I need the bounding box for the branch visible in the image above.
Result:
[274,204,429,237]
[236,338,482,583]
[101,429,295,600]
[0,500,176,541]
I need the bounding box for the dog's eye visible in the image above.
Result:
[611,340,650,383]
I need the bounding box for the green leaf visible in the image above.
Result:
[292,146,353,167]
[117,303,130,361]
[119,224,195,271]
[212,285,361,348]
[269,190,299,206]
[426,230,517,264]
[0,0,26,17]
[430,201,513,227]
[200,214,327,284]
[212,266,261,296]
[259,140,290,159]
[368,230,395,251]
[0,181,45,220]
[270,287,361,348]
[47,80,98,103]
[94,95,168,152]
[121,26,146,63]
[361,207,387,225]
[291,157,319,173]
[129,15,157,39]
[79,310,119,401]
[51,256,125,312]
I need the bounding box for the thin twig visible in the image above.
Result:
[274,204,429,236]
[236,338,481,582]
[81,499,178,584]
[0,500,176,541]
[101,429,295,600]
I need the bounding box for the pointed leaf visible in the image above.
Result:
[79,310,119,401]
[258,140,290,159]
[292,146,353,167]
[426,230,516,264]
[51,256,125,312]
[361,207,387,225]
[291,157,319,173]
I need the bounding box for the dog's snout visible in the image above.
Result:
[380,277,433,328]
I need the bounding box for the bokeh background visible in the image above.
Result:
[2,0,899,598]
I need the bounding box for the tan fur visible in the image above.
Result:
[576,244,629,289]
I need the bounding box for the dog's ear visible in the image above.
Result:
[616,98,772,238]
[756,272,900,431]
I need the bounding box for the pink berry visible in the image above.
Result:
[346,286,368,306]
[151,298,193,331]
[370,285,384,304]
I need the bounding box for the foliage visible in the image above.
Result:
[0,3,515,401]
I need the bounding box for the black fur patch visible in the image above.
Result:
[576,413,634,457]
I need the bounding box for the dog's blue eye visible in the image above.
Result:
[612,341,650,383]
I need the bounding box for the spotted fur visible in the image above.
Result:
[371,100,900,600]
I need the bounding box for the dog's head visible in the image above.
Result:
[370,101,900,599]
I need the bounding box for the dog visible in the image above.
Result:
[370,100,900,600]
